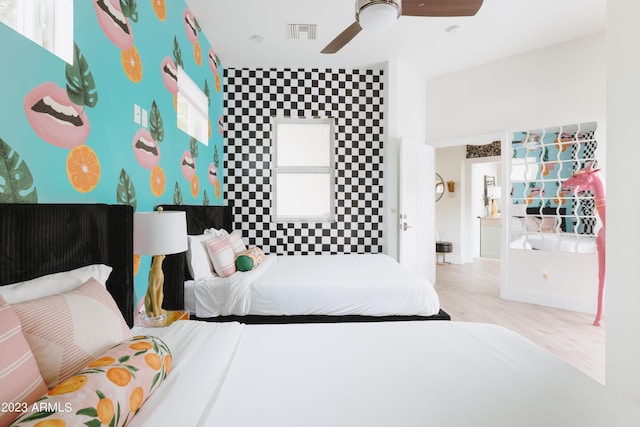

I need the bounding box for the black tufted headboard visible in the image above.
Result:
[0,203,134,326]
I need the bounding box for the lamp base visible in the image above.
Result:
[135,310,189,327]
[138,310,168,327]
[144,254,166,319]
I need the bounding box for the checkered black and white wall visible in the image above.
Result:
[224,68,384,255]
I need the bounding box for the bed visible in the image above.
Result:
[128,320,639,427]
[159,204,448,323]
[2,203,639,427]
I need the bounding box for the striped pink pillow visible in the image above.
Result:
[11,278,132,389]
[228,230,247,256]
[0,296,48,427]
[206,235,237,277]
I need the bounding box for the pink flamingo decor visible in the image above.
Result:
[562,162,606,326]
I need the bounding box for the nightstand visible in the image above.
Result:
[135,310,190,327]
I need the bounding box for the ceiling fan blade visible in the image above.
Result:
[401,0,484,17]
[321,21,362,54]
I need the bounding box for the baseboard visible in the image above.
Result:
[501,287,600,315]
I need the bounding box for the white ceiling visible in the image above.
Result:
[185,0,606,79]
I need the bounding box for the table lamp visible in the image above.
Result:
[133,208,187,322]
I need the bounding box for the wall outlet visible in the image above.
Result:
[133,104,141,124]
[141,108,148,128]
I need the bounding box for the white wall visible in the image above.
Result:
[384,60,428,261]
[606,0,640,405]
[435,146,464,263]
[426,33,606,143]
[427,33,607,315]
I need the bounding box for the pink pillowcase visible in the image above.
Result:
[206,235,237,277]
[0,296,48,427]
[10,278,133,389]
[227,230,247,256]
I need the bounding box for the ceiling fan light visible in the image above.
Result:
[357,1,400,32]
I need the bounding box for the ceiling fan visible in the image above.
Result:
[321,0,484,54]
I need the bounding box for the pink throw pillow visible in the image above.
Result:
[10,278,132,388]
[206,235,237,277]
[228,230,247,256]
[0,296,48,427]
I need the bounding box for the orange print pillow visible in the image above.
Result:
[10,336,171,427]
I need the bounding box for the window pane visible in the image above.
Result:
[177,67,209,145]
[0,0,73,64]
[276,122,331,167]
[276,173,332,219]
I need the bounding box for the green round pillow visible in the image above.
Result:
[235,247,265,272]
[235,254,255,272]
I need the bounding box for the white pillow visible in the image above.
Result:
[0,264,112,304]
[204,227,228,238]
[228,230,247,256]
[187,235,215,280]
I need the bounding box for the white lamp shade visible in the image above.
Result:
[358,1,399,32]
[134,211,188,256]
[487,187,502,199]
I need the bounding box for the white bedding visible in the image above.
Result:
[187,253,440,318]
[128,321,244,427]
[131,320,640,427]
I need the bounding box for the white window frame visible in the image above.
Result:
[272,117,335,223]
[0,0,73,64]
[177,66,209,145]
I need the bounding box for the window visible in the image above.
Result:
[0,0,73,64]
[177,66,208,145]
[273,118,335,222]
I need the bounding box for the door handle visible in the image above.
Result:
[401,222,413,231]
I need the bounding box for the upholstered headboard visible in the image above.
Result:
[0,203,134,326]
[155,204,234,311]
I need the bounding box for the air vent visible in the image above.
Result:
[287,24,317,40]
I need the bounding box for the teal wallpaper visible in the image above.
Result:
[0,0,224,305]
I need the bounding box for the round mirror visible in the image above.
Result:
[435,173,445,202]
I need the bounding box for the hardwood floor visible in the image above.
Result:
[434,258,605,384]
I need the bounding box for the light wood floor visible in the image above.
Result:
[435,258,605,384]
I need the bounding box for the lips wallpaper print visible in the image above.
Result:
[0,0,224,302]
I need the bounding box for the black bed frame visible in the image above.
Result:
[0,204,134,327]
[158,204,450,323]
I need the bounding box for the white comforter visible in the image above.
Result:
[130,320,640,427]
[128,321,244,427]
[188,254,440,318]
